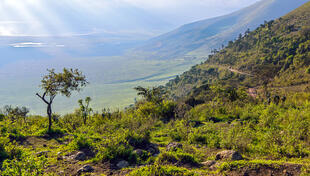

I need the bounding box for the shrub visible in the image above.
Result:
[188,126,221,148]
[126,132,150,149]
[36,127,65,137]
[97,143,137,164]
[306,67,310,74]
[129,165,197,176]
[0,137,9,162]
[0,155,47,176]
[168,120,188,142]
[8,128,25,142]
[156,152,199,166]
[0,114,5,121]
[156,153,178,165]
[70,134,93,150]
[175,152,199,166]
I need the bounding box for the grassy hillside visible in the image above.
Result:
[0,1,310,176]
[166,1,310,99]
[130,0,309,60]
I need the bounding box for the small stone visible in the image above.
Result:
[73,151,87,161]
[166,142,183,152]
[77,165,94,174]
[117,160,129,169]
[133,149,145,157]
[215,150,243,161]
[57,152,63,160]
[147,143,160,155]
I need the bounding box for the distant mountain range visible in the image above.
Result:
[130,0,310,60]
[165,0,310,99]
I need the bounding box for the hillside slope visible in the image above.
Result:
[130,0,309,60]
[166,0,310,99]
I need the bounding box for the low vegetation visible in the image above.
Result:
[0,1,310,176]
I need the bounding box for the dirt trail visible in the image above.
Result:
[228,67,254,76]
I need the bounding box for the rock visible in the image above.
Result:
[147,147,156,155]
[147,143,160,155]
[133,149,145,157]
[202,160,216,167]
[57,152,63,160]
[117,160,129,169]
[210,162,222,170]
[215,150,243,161]
[166,142,183,152]
[35,151,49,157]
[73,151,87,161]
[77,165,94,174]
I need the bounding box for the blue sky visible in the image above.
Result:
[0,0,260,37]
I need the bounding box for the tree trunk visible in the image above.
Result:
[47,103,52,132]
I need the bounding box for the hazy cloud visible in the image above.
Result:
[0,0,260,36]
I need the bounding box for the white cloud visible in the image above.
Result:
[10,42,45,48]
[0,0,260,37]
[10,42,66,48]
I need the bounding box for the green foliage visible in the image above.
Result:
[156,151,199,166]
[96,143,136,164]
[306,67,310,74]
[129,165,197,176]
[36,68,88,131]
[0,155,47,176]
[0,137,9,161]
[1,106,29,123]
[1,3,310,175]
[40,68,88,98]
[78,97,93,125]
[166,3,310,98]
[70,134,93,150]
[218,160,284,172]
[134,86,166,104]
[37,127,65,137]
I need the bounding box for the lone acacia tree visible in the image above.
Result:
[36,68,88,132]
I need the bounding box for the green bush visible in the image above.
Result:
[306,67,310,74]
[126,132,150,149]
[36,127,65,137]
[0,155,47,176]
[156,151,199,166]
[129,165,197,176]
[168,120,188,142]
[8,128,25,142]
[70,134,93,150]
[0,114,5,121]
[0,137,9,162]
[156,152,178,165]
[97,143,137,164]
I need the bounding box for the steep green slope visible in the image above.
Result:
[166,1,310,99]
[130,0,309,60]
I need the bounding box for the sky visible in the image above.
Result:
[0,0,261,37]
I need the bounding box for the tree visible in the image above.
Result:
[78,97,93,125]
[134,86,166,104]
[2,105,29,123]
[36,68,88,132]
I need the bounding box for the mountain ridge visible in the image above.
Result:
[130,0,310,60]
[165,0,310,100]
